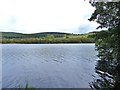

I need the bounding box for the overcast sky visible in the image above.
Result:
[0,0,101,34]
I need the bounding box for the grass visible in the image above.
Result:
[17,83,35,90]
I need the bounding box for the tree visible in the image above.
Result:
[88,1,120,89]
[47,34,54,39]
[64,34,69,39]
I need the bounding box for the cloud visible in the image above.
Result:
[0,0,99,34]
[78,20,100,34]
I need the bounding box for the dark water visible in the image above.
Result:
[2,44,98,88]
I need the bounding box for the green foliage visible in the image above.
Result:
[17,83,35,90]
[89,2,120,89]
[89,2,120,29]
[64,34,69,38]
[47,34,54,40]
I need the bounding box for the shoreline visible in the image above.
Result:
[1,42,95,44]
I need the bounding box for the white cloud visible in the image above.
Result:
[0,0,99,34]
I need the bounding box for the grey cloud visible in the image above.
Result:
[78,23,99,34]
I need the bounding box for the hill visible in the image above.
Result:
[0,31,97,44]
[1,32,71,38]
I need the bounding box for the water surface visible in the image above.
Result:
[2,44,98,88]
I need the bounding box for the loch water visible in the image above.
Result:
[2,44,98,88]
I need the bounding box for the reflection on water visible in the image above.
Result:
[90,44,120,89]
[2,44,97,88]
[90,58,115,89]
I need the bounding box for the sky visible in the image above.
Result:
[0,0,102,34]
